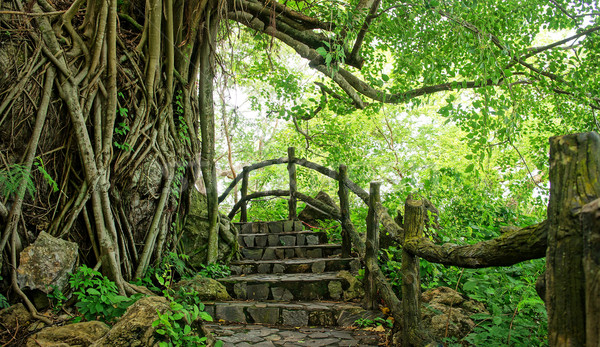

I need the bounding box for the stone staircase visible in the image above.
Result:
[204,220,380,330]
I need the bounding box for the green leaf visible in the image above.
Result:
[465,163,475,173]
[382,74,389,82]
[316,47,327,58]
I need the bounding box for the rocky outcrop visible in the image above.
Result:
[420,286,488,340]
[26,321,109,347]
[90,296,169,347]
[17,231,78,293]
[172,275,232,301]
[181,189,238,266]
[298,191,339,226]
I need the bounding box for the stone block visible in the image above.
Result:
[271,287,294,301]
[242,223,253,234]
[204,305,215,319]
[268,235,279,246]
[255,235,268,247]
[242,265,253,274]
[234,282,247,299]
[350,259,361,273]
[257,263,271,274]
[216,305,247,323]
[284,249,295,258]
[230,265,243,275]
[247,307,280,325]
[306,235,319,245]
[273,264,285,273]
[259,223,269,233]
[283,220,294,232]
[242,248,263,260]
[295,248,307,258]
[247,284,270,300]
[297,234,306,246]
[282,309,308,326]
[307,249,322,258]
[294,221,304,231]
[269,222,283,233]
[328,281,343,300]
[275,248,285,259]
[311,260,326,273]
[309,311,335,326]
[243,236,255,248]
[279,235,296,246]
[252,223,260,233]
[262,248,276,260]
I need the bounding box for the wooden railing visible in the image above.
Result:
[218,133,600,346]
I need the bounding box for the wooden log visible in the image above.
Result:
[402,197,424,346]
[582,198,600,345]
[295,192,341,220]
[403,220,548,268]
[365,182,381,310]
[240,168,249,223]
[546,132,600,346]
[218,157,289,203]
[288,147,297,220]
[338,164,351,258]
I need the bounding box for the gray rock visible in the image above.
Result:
[230,265,243,275]
[243,236,255,248]
[271,287,294,301]
[282,309,308,326]
[283,220,294,232]
[172,275,231,301]
[306,249,322,258]
[248,307,280,325]
[269,222,283,233]
[311,260,326,273]
[242,223,253,234]
[247,284,270,300]
[284,248,295,258]
[297,234,306,245]
[328,281,343,300]
[216,305,247,323]
[258,263,272,274]
[349,259,361,273]
[337,271,364,301]
[280,235,296,246]
[309,311,336,326]
[27,321,109,347]
[306,235,320,245]
[243,248,264,260]
[268,234,279,246]
[273,264,285,273]
[256,235,268,247]
[234,282,248,299]
[17,231,78,293]
[262,248,276,260]
[294,221,304,231]
[0,303,34,331]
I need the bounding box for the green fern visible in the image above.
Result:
[35,157,59,192]
[0,164,35,199]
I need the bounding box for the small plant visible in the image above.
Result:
[199,263,231,279]
[0,164,35,199]
[353,317,392,328]
[70,265,143,323]
[35,157,59,192]
[0,276,8,309]
[47,285,68,313]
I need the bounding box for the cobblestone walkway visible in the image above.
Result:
[207,323,386,346]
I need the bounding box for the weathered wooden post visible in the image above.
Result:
[338,164,351,258]
[240,167,249,223]
[546,132,600,346]
[365,182,381,310]
[287,147,297,220]
[402,196,424,346]
[582,198,600,346]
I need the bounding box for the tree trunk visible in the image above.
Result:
[546,132,600,346]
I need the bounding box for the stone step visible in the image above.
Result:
[238,231,327,248]
[203,301,382,327]
[240,244,342,261]
[230,258,360,275]
[235,220,304,234]
[218,272,355,301]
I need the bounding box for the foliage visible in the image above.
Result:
[0,276,8,309]
[315,219,342,244]
[134,252,193,292]
[198,263,231,279]
[69,265,143,323]
[47,285,68,313]
[0,164,35,199]
[34,157,59,193]
[353,317,393,329]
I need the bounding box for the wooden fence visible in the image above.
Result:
[218,132,600,346]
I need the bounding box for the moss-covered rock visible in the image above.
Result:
[172,275,231,301]
[26,321,109,347]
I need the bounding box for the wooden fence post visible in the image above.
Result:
[338,164,351,258]
[287,147,297,220]
[582,198,600,345]
[365,182,381,310]
[240,167,249,223]
[546,132,600,346]
[402,196,424,346]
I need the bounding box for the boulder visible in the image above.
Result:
[298,191,339,225]
[181,189,238,266]
[90,296,169,347]
[26,321,109,347]
[0,303,34,331]
[336,270,364,301]
[420,287,488,340]
[17,231,78,293]
[171,275,231,301]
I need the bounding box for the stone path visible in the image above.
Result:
[207,323,385,346]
